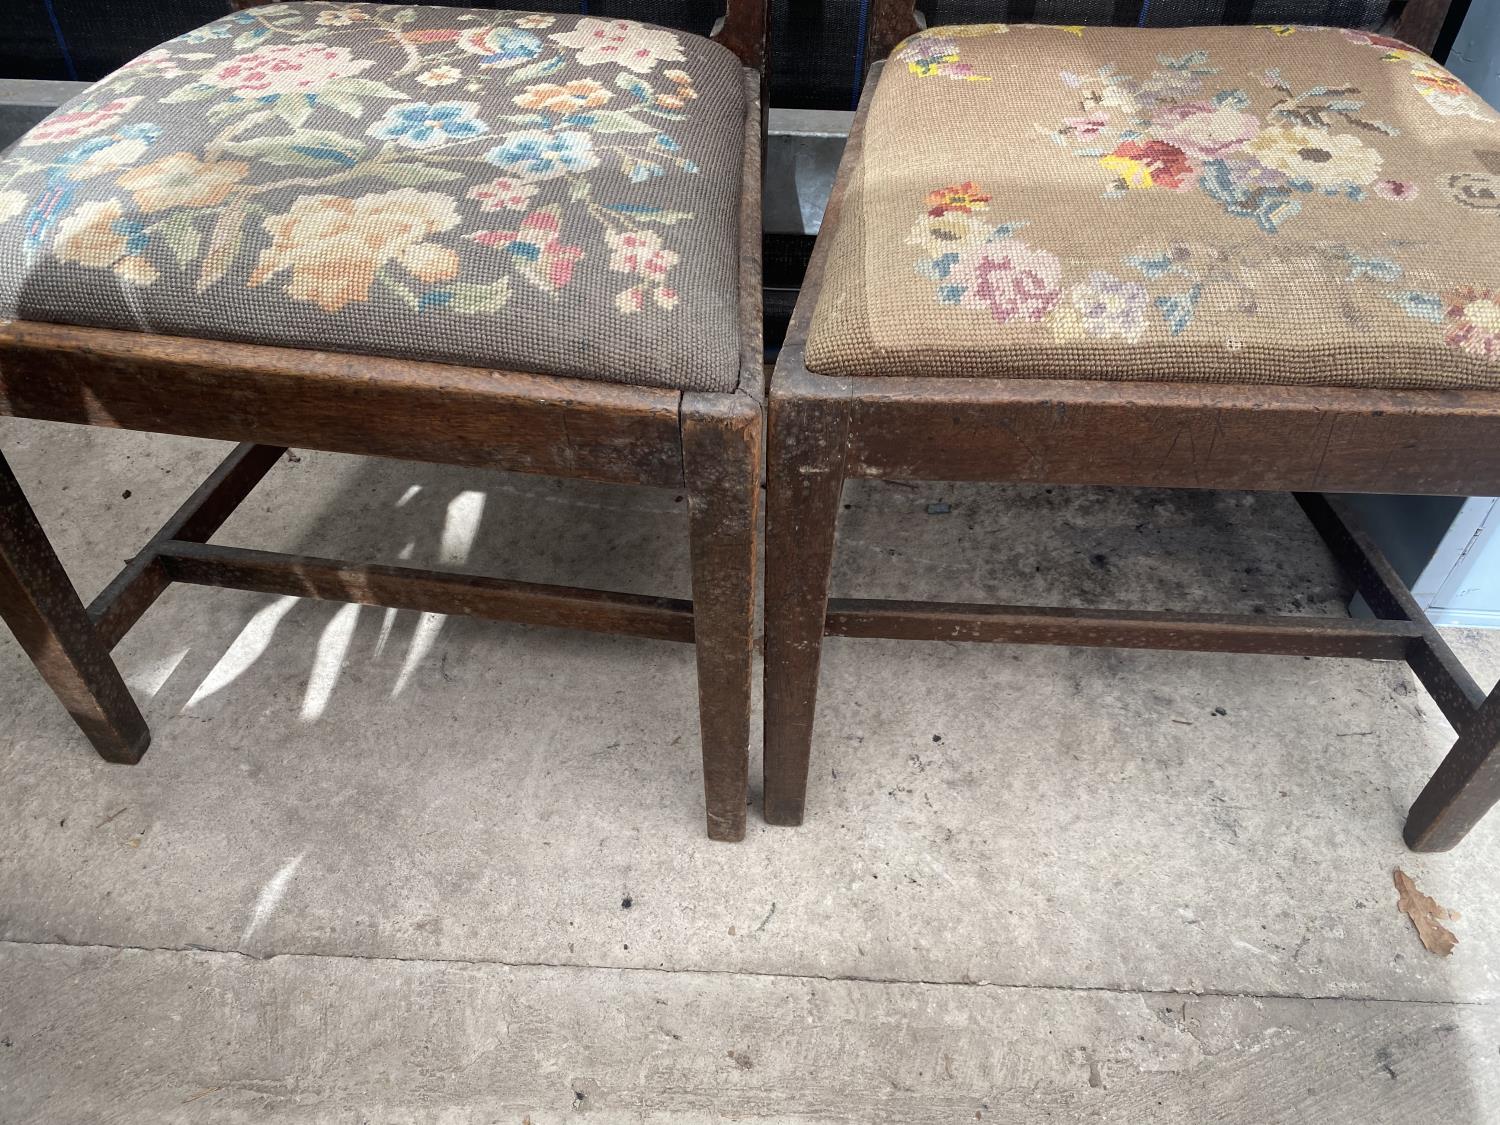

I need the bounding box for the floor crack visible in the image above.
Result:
[0,936,1492,1009]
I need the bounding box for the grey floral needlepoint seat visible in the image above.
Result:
[0,3,748,392]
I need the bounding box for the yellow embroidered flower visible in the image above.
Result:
[250,188,461,312]
[1245,126,1382,190]
[54,199,158,286]
[514,79,613,112]
[1255,24,1297,36]
[117,152,250,213]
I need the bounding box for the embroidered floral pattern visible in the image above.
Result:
[896,34,993,83]
[909,183,1496,361]
[1055,50,1400,232]
[1341,29,1497,122]
[0,3,729,329]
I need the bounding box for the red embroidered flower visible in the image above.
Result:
[925,181,991,217]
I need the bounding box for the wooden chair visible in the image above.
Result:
[0,0,765,840]
[765,0,1500,850]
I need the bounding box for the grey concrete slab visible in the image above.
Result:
[0,416,1497,1022]
[2,941,1497,1124]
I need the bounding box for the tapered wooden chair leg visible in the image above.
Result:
[762,388,848,826]
[1405,687,1500,852]
[0,450,149,763]
[683,392,762,842]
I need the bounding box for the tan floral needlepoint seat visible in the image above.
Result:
[0,3,748,393]
[807,24,1500,390]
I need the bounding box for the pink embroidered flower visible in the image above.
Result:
[1443,288,1500,358]
[20,98,142,146]
[469,206,583,292]
[605,229,678,277]
[1343,30,1411,51]
[1061,113,1110,140]
[1374,179,1419,201]
[466,176,538,212]
[549,17,686,74]
[204,44,373,98]
[1152,102,1260,158]
[969,240,1062,324]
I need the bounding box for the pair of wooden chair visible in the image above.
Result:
[3,0,1499,850]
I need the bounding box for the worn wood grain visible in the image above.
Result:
[88,443,285,650]
[682,391,762,842]
[0,322,686,489]
[825,599,1422,659]
[158,541,696,643]
[0,451,148,764]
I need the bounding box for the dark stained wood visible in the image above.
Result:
[1295,492,1486,730]
[683,391,762,842]
[89,443,286,650]
[766,45,1500,849]
[0,323,685,489]
[868,0,921,64]
[1393,0,1458,54]
[0,450,149,764]
[825,599,1422,659]
[714,0,769,72]
[1406,687,1500,852]
[841,378,1500,496]
[159,541,696,643]
[760,66,875,829]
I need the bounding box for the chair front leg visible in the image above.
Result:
[683,392,762,842]
[0,450,149,763]
[1406,687,1500,851]
[762,387,849,827]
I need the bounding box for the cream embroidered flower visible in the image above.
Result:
[1245,126,1383,190]
[54,199,158,286]
[416,66,462,87]
[0,190,27,224]
[250,188,460,312]
[118,152,250,213]
[316,8,370,25]
[549,18,685,74]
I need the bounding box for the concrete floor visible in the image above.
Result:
[1,416,1498,1123]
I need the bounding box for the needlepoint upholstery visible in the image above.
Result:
[805,25,1500,390]
[0,3,747,393]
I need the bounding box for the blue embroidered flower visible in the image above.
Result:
[485,129,599,180]
[458,27,544,69]
[367,102,490,149]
